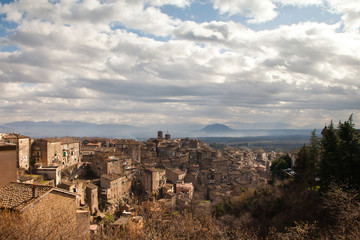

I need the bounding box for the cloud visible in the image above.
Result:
[274,0,322,7]
[0,0,359,129]
[325,0,360,32]
[211,0,278,23]
[148,0,192,8]
[1,0,180,36]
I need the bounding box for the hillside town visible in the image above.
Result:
[0,131,291,238]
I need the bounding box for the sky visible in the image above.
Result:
[0,0,359,131]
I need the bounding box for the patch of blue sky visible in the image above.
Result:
[110,23,171,42]
[161,2,342,31]
[161,1,222,23]
[0,14,18,37]
[0,0,14,4]
[239,5,342,31]
[0,45,19,52]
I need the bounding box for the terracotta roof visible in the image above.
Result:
[0,182,53,211]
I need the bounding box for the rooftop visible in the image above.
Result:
[0,182,53,211]
[166,167,186,175]
[0,182,76,212]
[3,133,30,139]
[85,183,98,190]
[101,174,126,181]
[0,143,17,151]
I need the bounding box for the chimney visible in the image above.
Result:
[32,185,37,198]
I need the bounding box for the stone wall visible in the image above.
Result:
[22,190,80,239]
[0,145,17,187]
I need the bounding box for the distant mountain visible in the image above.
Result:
[228,121,294,129]
[200,124,234,133]
[0,121,318,139]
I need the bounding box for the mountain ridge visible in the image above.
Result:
[0,121,317,139]
[200,123,234,132]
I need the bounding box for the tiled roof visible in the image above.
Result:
[0,182,53,211]
[85,183,98,190]
[101,174,125,181]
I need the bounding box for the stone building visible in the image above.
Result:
[31,138,80,169]
[175,182,194,199]
[139,167,166,195]
[61,140,81,166]
[100,174,132,201]
[81,142,102,162]
[57,180,84,206]
[2,133,31,170]
[31,139,61,167]
[91,154,127,177]
[165,167,186,183]
[0,144,17,187]
[0,182,89,239]
[35,166,61,186]
[85,183,99,215]
[157,131,163,140]
[110,139,142,163]
[210,158,230,172]
[141,142,158,164]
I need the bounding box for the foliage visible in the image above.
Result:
[104,213,115,224]
[321,185,360,239]
[270,154,292,180]
[294,145,314,185]
[320,115,360,189]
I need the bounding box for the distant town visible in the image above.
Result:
[0,130,293,238]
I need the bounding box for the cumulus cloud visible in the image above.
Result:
[211,0,278,23]
[1,0,180,36]
[325,0,360,32]
[0,0,359,129]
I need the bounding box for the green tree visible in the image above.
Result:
[309,129,320,172]
[337,114,360,188]
[320,121,339,189]
[294,130,320,186]
[294,145,312,184]
[270,154,292,180]
[320,115,360,190]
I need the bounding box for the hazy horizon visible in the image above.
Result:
[0,120,323,140]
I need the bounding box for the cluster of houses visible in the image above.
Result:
[0,131,286,238]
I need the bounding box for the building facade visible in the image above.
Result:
[0,144,17,187]
[3,134,31,170]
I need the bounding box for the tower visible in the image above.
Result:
[157,131,163,140]
[165,131,171,140]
